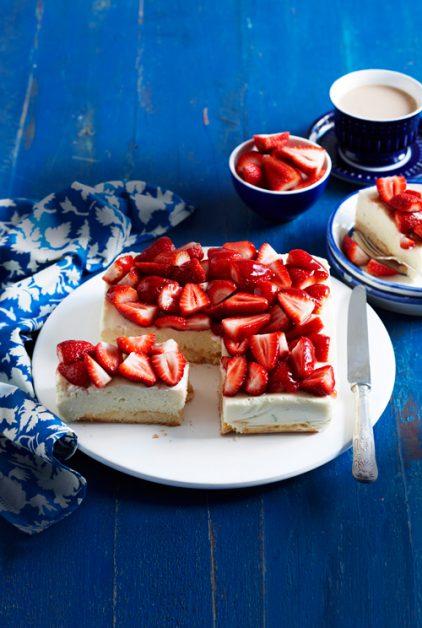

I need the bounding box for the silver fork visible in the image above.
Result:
[353,229,410,275]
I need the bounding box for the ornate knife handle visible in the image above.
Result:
[351,383,378,483]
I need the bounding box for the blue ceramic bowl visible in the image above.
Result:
[329,69,422,167]
[229,134,331,223]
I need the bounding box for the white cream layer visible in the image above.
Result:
[56,366,189,423]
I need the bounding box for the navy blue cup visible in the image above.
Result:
[229,135,331,223]
[330,69,422,168]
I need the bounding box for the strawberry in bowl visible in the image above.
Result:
[229,132,331,223]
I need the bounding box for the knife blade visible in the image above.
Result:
[347,285,378,482]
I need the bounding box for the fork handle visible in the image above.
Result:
[351,383,378,483]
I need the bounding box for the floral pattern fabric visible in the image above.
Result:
[0,180,194,533]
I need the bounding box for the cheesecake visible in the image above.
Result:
[99,239,337,433]
[352,176,422,280]
[56,337,190,425]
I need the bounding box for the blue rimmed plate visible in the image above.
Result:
[327,250,422,316]
[308,111,422,186]
[326,188,422,298]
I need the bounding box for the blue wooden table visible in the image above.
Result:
[1,2,422,627]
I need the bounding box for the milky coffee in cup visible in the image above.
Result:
[338,84,417,121]
[329,69,422,166]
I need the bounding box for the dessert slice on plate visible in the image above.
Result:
[98,239,337,434]
[56,336,190,425]
[351,176,422,280]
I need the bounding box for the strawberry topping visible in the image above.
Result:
[277,288,315,325]
[253,132,290,153]
[342,234,370,266]
[115,301,158,326]
[106,285,139,304]
[57,340,95,364]
[151,351,186,386]
[290,337,316,379]
[249,332,280,370]
[366,259,397,277]
[222,356,248,396]
[267,360,298,393]
[118,352,157,386]
[221,313,271,340]
[157,282,182,313]
[223,337,249,356]
[84,353,112,388]
[116,334,156,355]
[243,361,268,396]
[94,341,122,375]
[376,176,406,204]
[223,240,257,260]
[388,191,422,213]
[179,283,210,316]
[262,155,301,191]
[58,361,91,388]
[102,255,134,285]
[135,236,175,262]
[276,144,326,176]
[300,365,335,396]
[137,276,173,304]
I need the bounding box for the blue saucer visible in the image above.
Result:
[308,111,422,186]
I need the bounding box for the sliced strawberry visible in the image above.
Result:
[293,172,323,190]
[118,352,157,386]
[230,259,276,291]
[179,283,210,316]
[106,284,139,305]
[267,360,298,393]
[223,336,249,356]
[394,210,422,234]
[222,313,271,340]
[242,162,265,187]
[57,340,95,365]
[305,284,330,313]
[276,144,326,176]
[150,339,179,354]
[259,303,291,333]
[243,361,268,396]
[206,279,237,305]
[256,242,279,265]
[253,280,280,305]
[262,155,301,191]
[151,350,186,386]
[287,267,317,289]
[116,334,156,355]
[300,365,335,396]
[137,276,173,304]
[286,316,324,340]
[388,191,422,213]
[135,236,175,262]
[249,332,280,370]
[222,356,248,397]
[270,259,292,288]
[366,259,397,277]
[277,288,315,325]
[135,261,172,277]
[208,257,236,281]
[342,234,370,266]
[157,282,182,313]
[117,266,141,287]
[277,331,289,359]
[171,258,207,284]
[58,361,91,387]
[200,259,210,279]
[376,176,407,204]
[236,150,263,177]
[223,240,257,260]
[308,333,330,362]
[400,235,416,249]
[220,292,269,317]
[208,247,242,260]
[114,301,158,326]
[290,337,316,379]
[84,353,112,388]
[154,249,191,267]
[286,250,328,276]
[177,241,204,259]
[414,223,422,238]
[94,341,122,375]
[155,315,187,330]
[184,314,211,330]
[102,255,134,284]
[253,131,290,153]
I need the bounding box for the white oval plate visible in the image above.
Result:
[33,273,395,488]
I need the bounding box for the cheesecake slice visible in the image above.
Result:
[354,178,422,280]
[56,337,190,425]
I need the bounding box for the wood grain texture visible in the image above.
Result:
[1,1,422,627]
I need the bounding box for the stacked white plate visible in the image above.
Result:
[326,189,422,315]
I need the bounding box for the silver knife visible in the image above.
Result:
[347,285,378,482]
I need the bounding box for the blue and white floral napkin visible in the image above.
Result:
[0,180,194,534]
